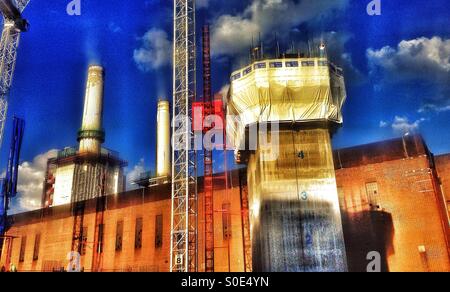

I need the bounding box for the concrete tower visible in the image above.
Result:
[78,65,105,154]
[228,51,348,271]
[156,100,171,178]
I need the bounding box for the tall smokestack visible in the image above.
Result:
[78,65,105,154]
[156,100,171,178]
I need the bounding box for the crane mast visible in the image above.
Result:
[170,0,197,272]
[0,0,29,150]
[0,116,24,235]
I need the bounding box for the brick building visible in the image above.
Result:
[436,154,450,220]
[1,135,449,272]
[335,135,450,272]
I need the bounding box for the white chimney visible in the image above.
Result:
[78,65,105,154]
[156,100,171,178]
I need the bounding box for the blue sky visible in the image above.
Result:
[5,0,450,212]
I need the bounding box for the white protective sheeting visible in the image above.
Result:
[227,58,346,150]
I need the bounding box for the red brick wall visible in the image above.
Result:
[1,185,246,272]
[436,154,450,218]
[336,155,450,272]
[2,139,450,272]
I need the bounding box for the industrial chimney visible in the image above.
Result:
[156,100,171,178]
[78,65,105,154]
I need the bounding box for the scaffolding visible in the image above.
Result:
[0,0,30,150]
[239,168,252,272]
[170,0,197,272]
[202,24,214,273]
[91,164,108,272]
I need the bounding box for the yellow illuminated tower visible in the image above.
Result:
[227,48,348,272]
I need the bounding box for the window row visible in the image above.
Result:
[231,60,330,81]
[15,215,164,262]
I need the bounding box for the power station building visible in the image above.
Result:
[0,135,449,272]
[41,66,126,208]
[0,60,449,273]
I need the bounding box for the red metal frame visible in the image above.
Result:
[92,168,107,272]
[196,25,229,272]
[202,25,215,273]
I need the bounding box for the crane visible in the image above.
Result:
[0,0,30,150]
[170,0,198,272]
[0,116,25,235]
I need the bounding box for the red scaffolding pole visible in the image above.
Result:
[202,24,214,273]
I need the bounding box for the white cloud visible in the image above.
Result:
[134,28,172,72]
[379,120,388,128]
[125,159,146,191]
[391,116,425,134]
[367,36,450,81]
[10,150,58,214]
[418,104,450,113]
[367,36,450,111]
[210,0,349,57]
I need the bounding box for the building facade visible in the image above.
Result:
[1,136,449,272]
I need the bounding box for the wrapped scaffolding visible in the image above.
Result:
[227,58,346,156]
[228,56,348,272]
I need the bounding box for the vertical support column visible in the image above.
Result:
[239,168,253,272]
[171,0,197,273]
[248,128,348,272]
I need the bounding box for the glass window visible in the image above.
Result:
[222,203,232,240]
[231,73,241,81]
[155,215,163,248]
[366,182,380,210]
[286,61,299,67]
[243,67,252,75]
[115,221,124,252]
[135,218,143,249]
[97,224,104,254]
[19,236,27,262]
[33,234,41,261]
[254,62,266,69]
[301,61,315,67]
[269,62,283,68]
[318,60,328,66]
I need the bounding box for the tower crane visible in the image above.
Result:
[0,0,30,149]
[170,0,197,272]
